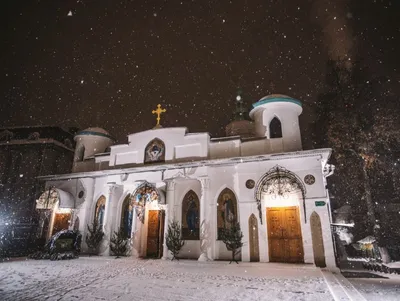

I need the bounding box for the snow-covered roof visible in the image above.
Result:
[357,236,376,244]
[36,188,75,209]
[75,127,114,140]
[252,94,302,108]
[38,148,332,181]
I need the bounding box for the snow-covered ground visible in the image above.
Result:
[0,257,333,301]
[347,274,400,301]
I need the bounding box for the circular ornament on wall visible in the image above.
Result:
[78,191,84,198]
[304,174,315,185]
[246,179,255,189]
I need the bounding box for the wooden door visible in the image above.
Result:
[249,214,260,262]
[267,206,304,263]
[52,213,71,235]
[310,212,326,267]
[146,210,165,258]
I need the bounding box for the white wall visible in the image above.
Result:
[109,128,209,166]
[74,135,113,160]
[250,101,302,151]
[44,151,336,268]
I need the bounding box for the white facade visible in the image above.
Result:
[36,95,337,270]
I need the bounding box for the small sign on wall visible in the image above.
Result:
[315,201,326,207]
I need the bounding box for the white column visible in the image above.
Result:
[100,185,116,256]
[162,206,169,259]
[162,180,175,260]
[320,205,338,271]
[198,177,211,261]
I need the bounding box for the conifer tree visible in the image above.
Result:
[166,220,185,261]
[315,59,400,250]
[221,222,244,264]
[85,220,104,255]
[110,228,129,258]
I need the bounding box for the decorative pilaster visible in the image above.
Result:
[198,177,211,261]
[100,184,118,256]
[162,206,169,260]
[162,179,175,259]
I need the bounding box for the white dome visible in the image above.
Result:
[259,94,293,101]
[74,127,113,141]
[82,127,110,135]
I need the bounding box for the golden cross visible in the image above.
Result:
[152,104,166,127]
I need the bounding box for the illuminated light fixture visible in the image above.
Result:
[56,208,72,214]
[255,165,307,224]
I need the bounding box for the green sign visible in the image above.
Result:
[315,201,326,207]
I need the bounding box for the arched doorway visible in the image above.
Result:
[131,182,165,258]
[266,206,303,263]
[255,165,306,263]
[36,188,74,238]
[248,214,260,262]
[310,212,326,267]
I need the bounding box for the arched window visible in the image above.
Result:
[181,190,200,240]
[120,194,133,238]
[217,188,238,240]
[269,117,282,138]
[144,138,165,163]
[95,196,106,228]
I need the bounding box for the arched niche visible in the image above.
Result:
[120,193,134,238]
[95,196,106,228]
[73,216,80,231]
[144,138,165,163]
[216,188,238,240]
[269,116,282,138]
[248,214,260,262]
[310,211,326,267]
[181,190,200,240]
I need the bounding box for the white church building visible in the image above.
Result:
[36,94,336,269]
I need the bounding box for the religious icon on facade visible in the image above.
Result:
[131,183,161,223]
[181,190,200,240]
[217,188,238,240]
[121,194,134,238]
[95,196,106,228]
[144,138,165,163]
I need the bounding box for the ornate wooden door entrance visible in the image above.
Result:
[146,210,165,258]
[52,213,71,235]
[249,214,260,262]
[267,206,304,263]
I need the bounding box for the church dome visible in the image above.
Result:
[74,127,114,141]
[252,94,302,108]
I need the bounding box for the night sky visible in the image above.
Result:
[1,0,399,143]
